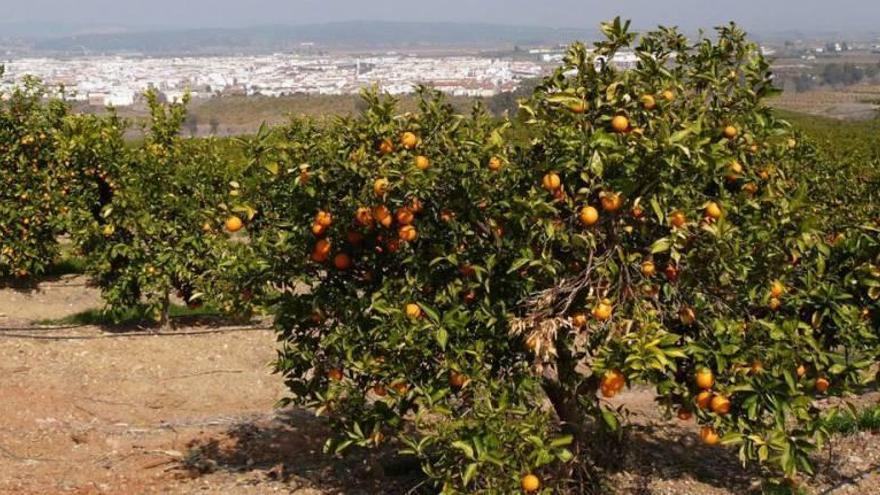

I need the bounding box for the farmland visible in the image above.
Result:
[2,19,880,495]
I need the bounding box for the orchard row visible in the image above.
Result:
[2,20,880,493]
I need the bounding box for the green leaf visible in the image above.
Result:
[601,409,619,432]
[451,441,475,460]
[436,327,448,350]
[550,435,573,448]
[462,463,478,486]
[650,237,671,254]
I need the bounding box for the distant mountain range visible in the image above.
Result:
[3,21,600,56]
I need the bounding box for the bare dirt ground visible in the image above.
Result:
[1,277,878,494]
[770,84,880,120]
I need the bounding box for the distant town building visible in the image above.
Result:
[0,53,545,105]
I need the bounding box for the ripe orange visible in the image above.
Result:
[704,202,722,220]
[488,156,503,171]
[569,101,588,114]
[395,207,415,225]
[405,303,422,319]
[356,207,373,227]
[312,239,332,263]
[641,260,656,277]
[700,426,720,446]
[815,377,830,393]
[750,360,764,375]
[372,384,388,397]
[695,368,715,390]
[696,390,713,410]
[600,369,626,398]
[391,381,408,394]
[679,306,696,326]
[333,253,352,271]
[742,182,759,195]
[669,210,687,228]
[611,115,630,133]
[723,126,738,140]
[726,161,743,182]
[225,215,244,233]
[311,223,327,237]
[449,371,467,389]
[662,89,675,101]
[521,474,541,493]
[438,210,455,223]
[315,210,333,227]
[542,172,562,191]
[373,178,389,197]
[399,225,418,242]
[401,131,419,150]
[677,408,693,421]
[631,205,645,219]
[379,138,395,155]
[414,155,430,170]
[796,364,807,379]
[665,264,679,282]
[770,280,785,298]
[600,192,622,212]
[579,206,600,226]
[327,368,344,381]
[641,94,656,110]
[572,312,588,328]
[768,297,781,311]
[710,395,731,415]
[592,299,613,321]
[372,205,392,228]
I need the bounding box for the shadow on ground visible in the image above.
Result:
[614,423,761,494]
[176,408,429,494]
[178,409,775,495]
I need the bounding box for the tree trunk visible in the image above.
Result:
[159,290,171,330]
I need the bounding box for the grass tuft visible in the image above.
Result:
[822,406,880,435]
[36,303,221,327]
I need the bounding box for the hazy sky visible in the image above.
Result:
[2,0,879,32]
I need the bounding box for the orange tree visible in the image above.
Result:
[0,72,71,279]
[248,21,878,492]
[69,90,252,324]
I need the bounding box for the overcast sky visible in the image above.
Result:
[2,0,878,32]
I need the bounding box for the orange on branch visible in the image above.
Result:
[521,474,541,493]
[696,369,715,390]
[401,131,419,150]
[542,172,562,191]
[579,206,600,226]
[611,115,630,133]
[225,215,244,233]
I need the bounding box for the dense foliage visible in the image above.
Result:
[1,19,879,493]
[241,19,880,493]
[0,73,71,278]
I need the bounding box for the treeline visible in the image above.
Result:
[788,61,880,92]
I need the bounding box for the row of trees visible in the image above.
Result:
[2,20,879,493]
